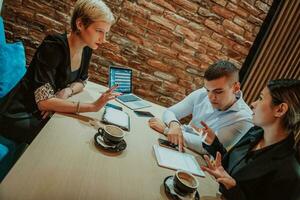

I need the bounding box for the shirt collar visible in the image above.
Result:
[219,91,245,112]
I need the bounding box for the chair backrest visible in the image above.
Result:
[0,17,5,44]
[0,144,8,161]
[0,16,26,98]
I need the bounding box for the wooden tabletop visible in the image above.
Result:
[0,81,220,200]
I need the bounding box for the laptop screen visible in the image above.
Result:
[109,66,132,94]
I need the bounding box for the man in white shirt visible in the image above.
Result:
[149,61,253,152]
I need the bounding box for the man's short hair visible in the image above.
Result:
[204,60,239,82]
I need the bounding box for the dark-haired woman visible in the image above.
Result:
[195,79,300,200]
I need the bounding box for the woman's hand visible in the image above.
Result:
[92,85,120,112]
[55,87,73,99]
[191,121,216,145]
[148,118,166,133]
[202,152,236,190]
[41,110,53,119]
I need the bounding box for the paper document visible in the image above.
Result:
[153,144,205,177]
[102,107,130,131]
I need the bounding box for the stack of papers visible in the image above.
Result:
[102,107,130,131]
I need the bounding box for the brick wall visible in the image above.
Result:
[2,0,272,107]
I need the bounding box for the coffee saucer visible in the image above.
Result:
[94,132,126,152]
[164,176,200,200]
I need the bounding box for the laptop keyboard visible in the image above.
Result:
[118,94,140,102]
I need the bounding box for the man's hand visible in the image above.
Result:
[202,152,236,190]
[191,121,216,145]
[167,121,184,152]
[148,118,166,134]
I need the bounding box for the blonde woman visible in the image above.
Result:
[0,0,118,144]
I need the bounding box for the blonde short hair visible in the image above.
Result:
[71,0,115,32]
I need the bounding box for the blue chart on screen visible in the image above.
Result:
[109,66,151,110]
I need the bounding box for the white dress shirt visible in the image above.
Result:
[163,88,253,154]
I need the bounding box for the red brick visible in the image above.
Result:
[163,57,187,70]
[212,32,237,48]
[200,36,223,50]
[184,39,206,53]
[163,11,189,26]
[172,93,186,101]
[138,47,159,58]
[100,42,121,53]
[154,71,177,82]
[102,50,128,65]
[211,0,227,7]
[173,0,199,13]
[163,81,186,94]
[127,33,143,45]
[233,16,254,32]
[248,15,264,26]
[226,3,249,18]
[135,88,158,98]
[195,53,214,65]
[239,1,261,16]
[137,0,164,14]
[221,46,243,59]
[171,42,195,56]
[198,7,220,19]
[111,25,127,36]
[193,77,204,88]
[177,9,204,25]
[224,29,251,47]
[212,5,235,19]
[178,79,197,90]
[147,59,172,72]
[29,30,44,41]
[35,13,64,29]
[204,19,224,34]
[132,15,148,29]
[255,1,270,13]
[233,44,249,55]
[158,96,176,107]
[171,68,194,82]
[150,15,176,30]
[153,0,176,12]
[123,1,150,18]
[117,18,145,35]
[139,72,163,85]
[153,43,178,58]
[175,25,197,40]
[178,54,201,67]
[159,28,183,43]
[146,31,171,46]
[244,31,256,42]
[223,19,245,35]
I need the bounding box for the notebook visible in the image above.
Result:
[153,144,205,177]
[109,66,151,110]
[102,107,130,131]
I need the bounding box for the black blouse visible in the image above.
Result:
[0,33,92,119]
[203,127,300,200]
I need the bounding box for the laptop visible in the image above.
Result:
[109,66,151,110]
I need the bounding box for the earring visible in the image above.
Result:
[75,29,81,35]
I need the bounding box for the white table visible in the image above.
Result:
[0,81,220,200]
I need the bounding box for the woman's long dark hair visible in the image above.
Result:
[267,79,300,160]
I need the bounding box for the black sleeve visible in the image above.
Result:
[203,137,228,158]
[32,36,64,103]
